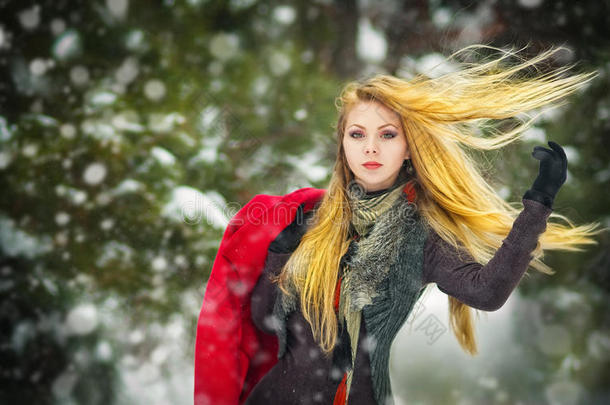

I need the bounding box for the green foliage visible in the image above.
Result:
[0,0,608,403]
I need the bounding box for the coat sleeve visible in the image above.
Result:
[250,206,314,334]
[251,251,293,335]
[422,198,553,311]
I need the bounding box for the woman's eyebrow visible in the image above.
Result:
[347,123,398,129]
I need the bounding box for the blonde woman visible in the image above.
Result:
[193,47,605,405]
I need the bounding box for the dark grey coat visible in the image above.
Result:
[246,198,552,405]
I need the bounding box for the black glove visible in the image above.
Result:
[523,141,568,209]
[268,203,313,254]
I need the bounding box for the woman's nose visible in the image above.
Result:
[364,139,378,154]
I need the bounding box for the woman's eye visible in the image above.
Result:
[348,131,397,139]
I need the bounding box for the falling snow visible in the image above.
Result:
[1,2,607,404]
[115,57,140,85]
[269,51,291,76]
[151,256,168,272]
[100,218,115,230]
[55,212,70,226]
[432,8,452,28]
[50,18,66,35]
[0,151,12,169]
[22,143,39,157]
[52,29,82,60]
[251,75,270,97]
[518,0,544,8]
[144,79,166,101]
[96,341,113,360]
[66,304,99,335]
[125,29,147,51]
[83,162,108,185]
[18,5,41,30]
[107,0,129,20]
[29,58,49,76]
[294,108,307,121]
[70,65,90,86]
[59,123,76,139]
[0,25,12,50]
[209,33,240,61]
[52,370,78,399]
[273,6,296,25]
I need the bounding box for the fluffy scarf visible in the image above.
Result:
[334,179,416,401]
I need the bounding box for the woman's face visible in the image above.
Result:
[342,100,410,192]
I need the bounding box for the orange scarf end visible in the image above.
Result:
[333,371,348,405]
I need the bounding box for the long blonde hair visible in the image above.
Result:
[273,45,607,356]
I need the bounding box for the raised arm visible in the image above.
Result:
[423,198,552,311]
[423,140,568,311]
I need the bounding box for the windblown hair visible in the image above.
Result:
[273,45,606,356]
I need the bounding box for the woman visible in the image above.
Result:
[193,47,605,405]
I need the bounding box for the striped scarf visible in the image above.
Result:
[334,178,410,404]
[348,184,408,237]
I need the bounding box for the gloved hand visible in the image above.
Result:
[523,140,568,209]
[268,202,313,254]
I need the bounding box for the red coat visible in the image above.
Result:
[194,187,326,405]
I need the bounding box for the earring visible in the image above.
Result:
[404,159,415,176]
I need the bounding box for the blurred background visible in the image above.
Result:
[0,0,609,404]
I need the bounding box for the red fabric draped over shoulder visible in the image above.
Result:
[194,187,326,405]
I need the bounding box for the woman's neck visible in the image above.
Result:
[365,187,393,197]
[362,169,410,199]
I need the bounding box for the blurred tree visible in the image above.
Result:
[0,256,117,404]
[0,0,608,404]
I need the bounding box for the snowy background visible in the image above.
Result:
[1,0,609,404]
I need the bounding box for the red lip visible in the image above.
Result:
[362,161,383,169]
